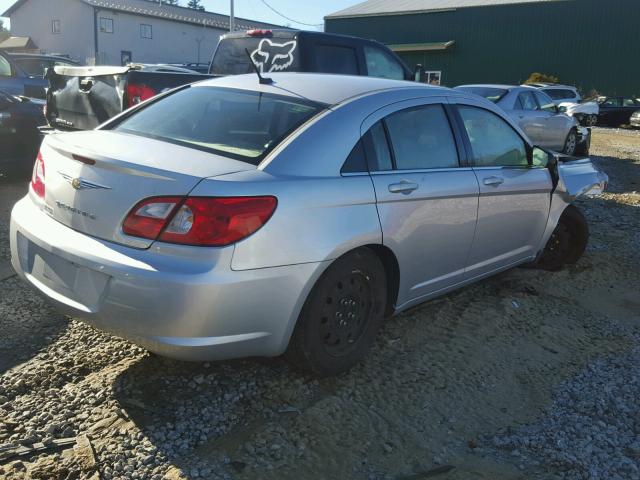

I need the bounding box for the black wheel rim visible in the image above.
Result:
[544,222,571,266]
[318,270,374,358]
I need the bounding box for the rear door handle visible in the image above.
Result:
[483,176,504,186]
[388,181,419,194]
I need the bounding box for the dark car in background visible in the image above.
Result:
[0,89,46,177]
[597,96,640,126]
[0,50,78,99]
[45,29,414,131]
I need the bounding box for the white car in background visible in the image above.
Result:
[527,83,599,127]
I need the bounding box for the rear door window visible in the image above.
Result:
[0,55,12,77]
[315,45,359,75]
[384,105,459,170]
[363,46,405,80]
[533,91,557,113]
[113,86,324,164]
[518,92,538,110]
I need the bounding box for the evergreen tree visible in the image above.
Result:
[187,0,204,10]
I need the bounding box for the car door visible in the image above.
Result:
[452,102,552,275]
[533,90,569,150]
[599,97,622,125]
[363,98,479,305]
[511,90,547,145]
[622,98,640,124]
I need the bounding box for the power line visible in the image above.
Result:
[258,0,323,27]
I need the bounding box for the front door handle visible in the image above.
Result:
[388,181,419,194]
[483,176,504,186]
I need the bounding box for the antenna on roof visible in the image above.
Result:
[245,48,273,85]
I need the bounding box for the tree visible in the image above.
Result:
[524,72,560,85]
[187,0,204,10]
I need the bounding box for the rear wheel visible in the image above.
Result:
[536,205,589,271]
[563,129,578,156]
[286,248,387,376]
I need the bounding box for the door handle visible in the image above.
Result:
[483,176,504,186]
[388,181,419,194]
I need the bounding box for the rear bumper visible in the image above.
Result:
[10,196,325,361]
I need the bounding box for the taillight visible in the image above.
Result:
[126,83,157,108]
[31,151,45,198]
[246,29,273,37]
[123,196,277,247]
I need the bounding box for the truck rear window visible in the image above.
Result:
[211,37,299,75]
[113,86,324,164]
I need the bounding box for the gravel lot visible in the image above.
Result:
[0,127,638,479]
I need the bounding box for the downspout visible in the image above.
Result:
[93,7,99,65]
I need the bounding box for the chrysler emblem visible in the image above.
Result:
[58,172,111,191]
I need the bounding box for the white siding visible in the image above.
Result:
[9,0,95,64]
[95,9,226,65]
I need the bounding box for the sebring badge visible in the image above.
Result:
[58,172,111,191]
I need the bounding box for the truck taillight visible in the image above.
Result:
[126,83,157,108]
[31,151,45,199]
[246,29,273,37]
[123,196,277,246]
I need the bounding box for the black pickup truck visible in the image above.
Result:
[45,29,415,131]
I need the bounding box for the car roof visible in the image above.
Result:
[196,72,448,106]
[456,84,515,90]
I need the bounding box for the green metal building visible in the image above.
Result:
[325,0,639,96]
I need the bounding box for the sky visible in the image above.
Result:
[0,0,361,31]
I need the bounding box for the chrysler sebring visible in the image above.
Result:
[10,73,607,375]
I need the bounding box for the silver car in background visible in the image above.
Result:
[10,73,607,375]
[455,84,590,156]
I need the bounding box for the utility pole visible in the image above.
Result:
[230,0,235,32]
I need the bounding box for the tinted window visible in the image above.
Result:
[385,105,459,170]
[0,55,11,77]
[458,106,528,168]
[602,97,622,107]
[341,140,368,174]
[543,89,576,100]
[211,37,299,75]
[114,87,323,164]
[455,86,508,103]
[364,46,404,80]
[518,91,538,111]
[623,98,639,107]
[365,122,393,171]
[533,91,557,112]
[315,45,358,75]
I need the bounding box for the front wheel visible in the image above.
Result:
[286,248,387,376]
[535,205,589,271]
[563,129,578,156]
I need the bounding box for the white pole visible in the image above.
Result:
[230,0,235,32]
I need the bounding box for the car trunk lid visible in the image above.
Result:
[38,130,255,248]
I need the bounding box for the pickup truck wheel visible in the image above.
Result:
[536,205,589,271]
[563,129,578,156]
[286,248,387,376]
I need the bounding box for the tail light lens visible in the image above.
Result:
[246,29,273,37]
[126,83,157,108]
[31,151,45,198]
[123,196,277,247]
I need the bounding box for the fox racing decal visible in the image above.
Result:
[250,39,297,74]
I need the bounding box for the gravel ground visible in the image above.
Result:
[0,128,638,479]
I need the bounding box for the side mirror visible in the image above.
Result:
[414,64,425,83]
[531,146,554,168]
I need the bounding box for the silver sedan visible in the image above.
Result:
[10,73,607,375]
[455,84,590,156]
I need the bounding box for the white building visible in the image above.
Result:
[2,0,278,65]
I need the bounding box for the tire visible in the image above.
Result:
[286,248,387,376]
[563,129,578,156]
[536,205,589,271]
[587,114,598,127]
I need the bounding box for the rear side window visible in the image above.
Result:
[533,91,557,112]
[364,46,404,80]
[364,122,393,171]
[384,105,459,170]
[113,86,324,164]
[518,91,538,111]
[0,55,11,77]
[341,141,368,174]
[315,45,358,75]
[458,106,528,168]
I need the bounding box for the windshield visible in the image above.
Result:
[210,37,299,75]
[456,86,509,103]
[113,86,324,164]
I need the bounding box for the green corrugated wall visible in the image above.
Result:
[325,0,639,96]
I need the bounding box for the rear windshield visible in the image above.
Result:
[211,37,299,76]
[113,86,324,164]
[456,86,508,103]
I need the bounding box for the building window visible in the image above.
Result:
[52,19,61,34]
[140,24,152,39]
[100,17,114,34]
[425,71,441,86]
